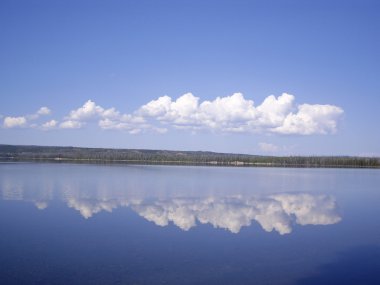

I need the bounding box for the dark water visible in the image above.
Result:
[0,163,379,285]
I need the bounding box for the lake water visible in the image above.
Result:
[0,162,379,285]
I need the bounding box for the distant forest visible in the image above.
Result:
[0,144,379,168]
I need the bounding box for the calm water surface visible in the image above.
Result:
[0,163,379,285]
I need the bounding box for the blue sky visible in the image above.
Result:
[1,0,379,156]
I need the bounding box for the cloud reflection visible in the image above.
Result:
[0,178,341,234]
[67,194,341,235]
[67,198,122,219]
[34,201,48,210]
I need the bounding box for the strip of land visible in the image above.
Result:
[0,144,379,168]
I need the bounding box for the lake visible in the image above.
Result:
[0,162,379,285]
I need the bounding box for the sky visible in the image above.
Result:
[1,0,379,156]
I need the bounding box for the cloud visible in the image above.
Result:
[259,142,279,153]
[273,104,344,135]
[98,118,146,134]
[138,92,343,135]
[59,120,84,129]
[62,100,157,133]
[59,100,112,129]
[98,114,146,130]
[2,106,51,128]
[1,92,344,135]
[66,100,114,121]
[138,95,173,117]
[139,92,257,130]
[41,119,58,130]
[37,107,51,116]
[256,93,295,127]
[3,116,27,128]
[27,107,52,120]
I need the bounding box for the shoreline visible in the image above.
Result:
[1,157,379,169]
[1,144,379,169]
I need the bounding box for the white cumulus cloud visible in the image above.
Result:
[28,107,52,120]
[41,119,58,130]
[66,100,111,121]
[138,92,343,135]
[3,116,27,128]
[62,100,158,133]
[59,120,83,129]
[37,107,51,116]
[2,106,52,128]
[273,104,344,135]
[1,92,344,135]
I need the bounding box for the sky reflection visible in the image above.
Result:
[66,194,341,234]
[1,177,341,235]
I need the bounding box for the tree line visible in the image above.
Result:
[0,144,379,168]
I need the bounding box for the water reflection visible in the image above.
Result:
[1,178,341,235]
[66,194,341,234]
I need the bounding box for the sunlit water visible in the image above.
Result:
[0,162,379,285]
